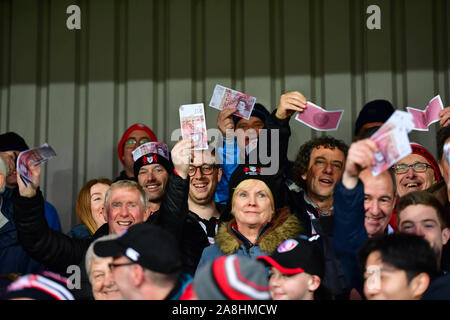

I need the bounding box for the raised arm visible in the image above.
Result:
[151,139,192,240]
[13,160,90,274]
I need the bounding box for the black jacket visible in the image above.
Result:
[180,203,232,275]
[12,172,189,275]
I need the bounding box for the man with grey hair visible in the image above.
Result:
[333,138,398,297]
[12,139,192,299]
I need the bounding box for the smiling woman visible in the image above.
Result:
[67,178,113,239]
[196,164,305,270]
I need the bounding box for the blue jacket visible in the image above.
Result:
[0,188,62,274]
[215,137,241,205]
[215,111,292,205]
[333,180,368,294]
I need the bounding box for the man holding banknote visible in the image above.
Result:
[11,139,192,299]
[0,132,62,275]
[214,103,271,205]
[333,138,397,295]
[265,91,352,298]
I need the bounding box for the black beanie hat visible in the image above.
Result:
[233,103,270,126]
[354,100,395,138]
[0,132,29,152]
[228,164,283,210]
[133,153,173,178]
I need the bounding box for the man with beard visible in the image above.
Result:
[134,146,228,274]
[134,145,173,216]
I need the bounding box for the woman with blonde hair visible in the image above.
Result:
[67,178,112,239]
[196,164,304,269]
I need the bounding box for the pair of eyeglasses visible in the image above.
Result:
[391,163,432,174]
[187,164,217,177]
[124,138,151,147]
[108,262,135,271]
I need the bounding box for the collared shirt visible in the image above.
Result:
[303,193,333,236]
[195,213,219,245]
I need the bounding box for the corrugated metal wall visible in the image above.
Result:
[1,0,449,232]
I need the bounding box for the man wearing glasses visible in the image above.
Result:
[182,149,231,274]
[94,223,192,300]
[389,142,443,231]
[134,145,228,275]
[115,123,158,182]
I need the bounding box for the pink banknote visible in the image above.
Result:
[370,127,412,176]
[132,142,169,162]
[179,103,209,150]
[16,143,57,187]
[209,84,256,120]
[295,102,344,131]
[406,95,444,131]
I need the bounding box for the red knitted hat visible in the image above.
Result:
[117,123,157,166]
[410,142,442,182]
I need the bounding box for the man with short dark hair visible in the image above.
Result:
[359,233,438,300]
[333,138,397,295]
[396,190,450,272]
[215,103,272,205]
[181,148,231,274]
[353,99,395,141]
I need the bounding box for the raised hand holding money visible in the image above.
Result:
[217,107,237,137]
[275,91,307,120]
[369,110,414,176]
[179,103,208,151]
[209,84,256,120]
[16,143,56,187]
[342,139,378,189]
[295,101,344,131]
[171,139,194,179]
[16,160,41,198]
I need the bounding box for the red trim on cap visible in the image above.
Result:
[179,282,195,300]
[410,143,441,182]
[212,257,254,300]
[117,123,157,166]
[256,256,305,275]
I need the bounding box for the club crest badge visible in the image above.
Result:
[243,166,262,175]
[277,239,298,253]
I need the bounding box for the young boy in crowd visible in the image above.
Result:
[257,236,328,300]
